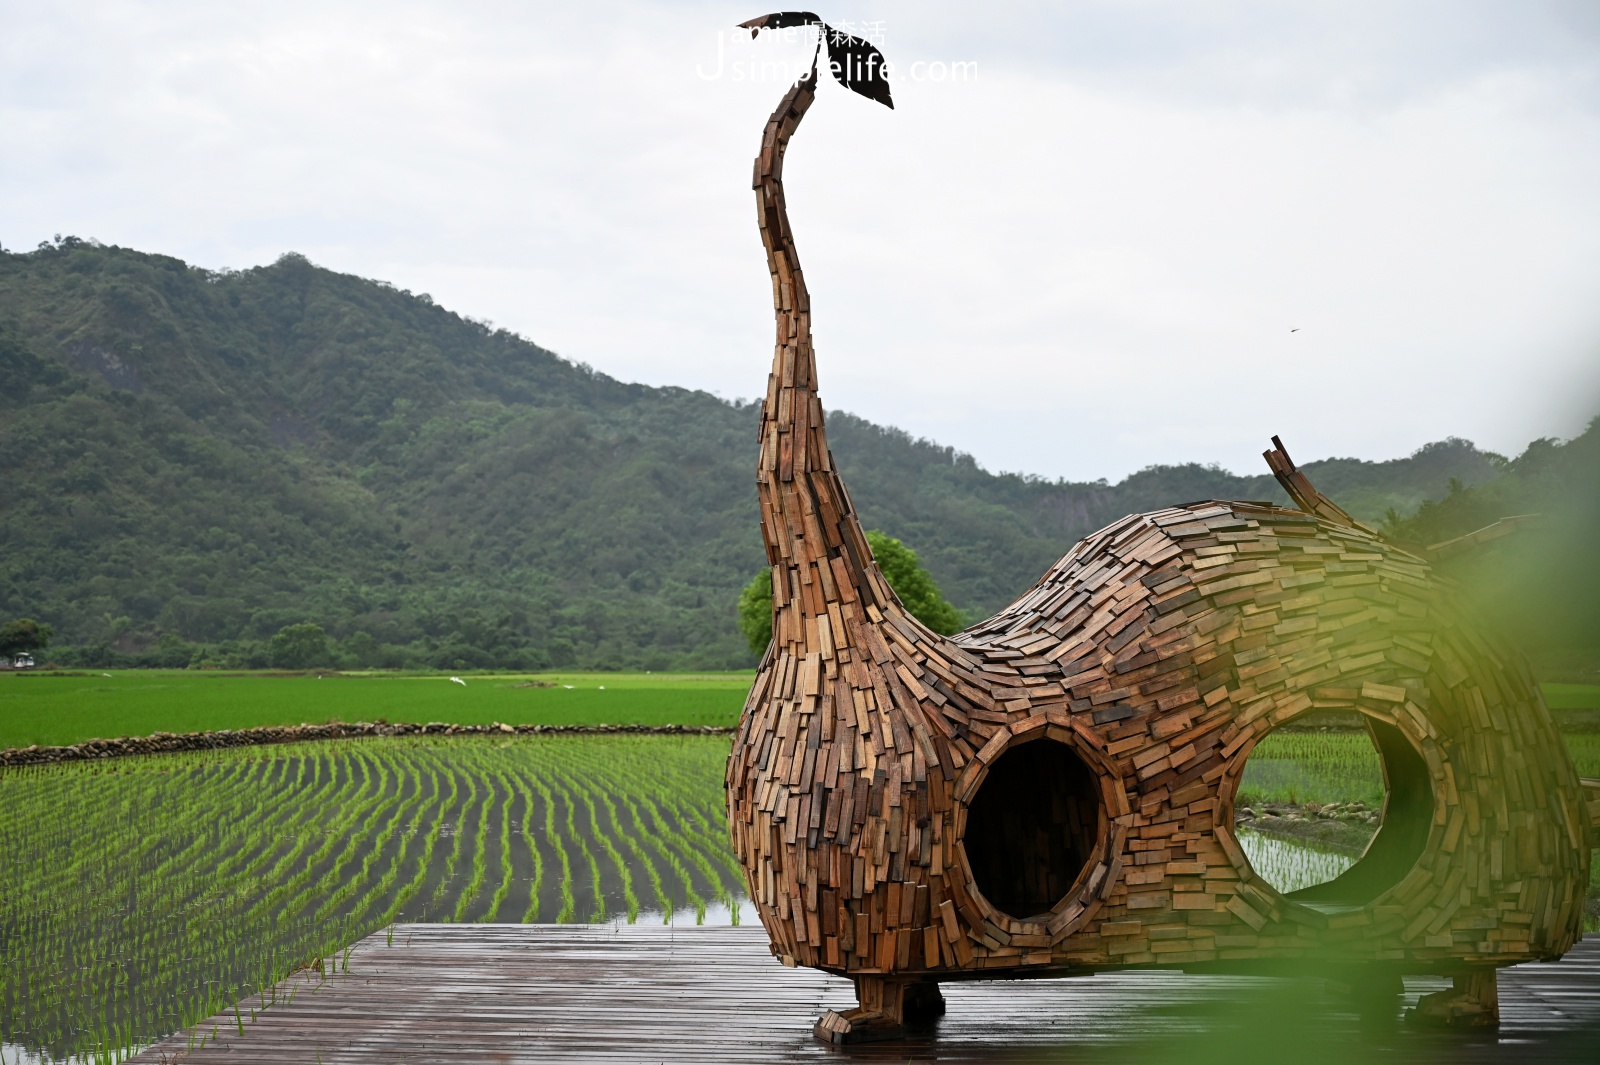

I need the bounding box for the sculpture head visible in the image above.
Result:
[741,12,895,109]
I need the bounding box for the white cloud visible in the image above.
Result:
[2,0,1597,480]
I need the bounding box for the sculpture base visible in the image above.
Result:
[1408,969,1499,1029]
[812,977,944,1044]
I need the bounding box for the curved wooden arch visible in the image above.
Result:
[950,723,1128,945]
[1213,704,1450,911]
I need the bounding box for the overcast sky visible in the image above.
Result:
[3,1,1598,481]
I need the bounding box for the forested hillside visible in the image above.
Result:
[0,238,1515,669]
[1383,417,1600,677]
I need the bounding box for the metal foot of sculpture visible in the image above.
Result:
[726,12,1594,1049]
[813,977,943,1044]
[1409,969,1500,1029]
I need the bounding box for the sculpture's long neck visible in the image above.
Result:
[755,71,900,656]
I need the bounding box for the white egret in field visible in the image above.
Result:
[450,676,466,686]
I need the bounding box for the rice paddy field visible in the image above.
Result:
[1238,730,1600,906]
[0,671,752,751]
[1543,682,1600,711]
[0,735,746,1063]
[1234,732,1385,896]
[0,711,1595,1062]
[1239,730,1600,805]
[1235,732,1387,808]
[1,674,1587,757]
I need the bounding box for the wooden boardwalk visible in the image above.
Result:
[134,925,1600,1064]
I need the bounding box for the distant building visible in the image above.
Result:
[11,653,34,669]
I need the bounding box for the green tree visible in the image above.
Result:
[867,530,966,635]
[342,631,378,668]
[737,569,775,658]
[269,622,330,670]
[737,530,966,656]
[0,618,54,658]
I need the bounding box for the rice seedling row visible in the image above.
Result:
[1236,829,1357,894]
[1236,732,1386,808]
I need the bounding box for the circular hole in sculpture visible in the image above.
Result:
[1232,713,1433,905]
[963,739,1100,922]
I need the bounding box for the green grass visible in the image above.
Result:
[0,734,746,1061]
[1564,733,1600,777]
[0,670,752,749]
[1543,683,1600,710]
[1238,725,1600,807]
[1236,732,1386,807]
[1,674,1588,755]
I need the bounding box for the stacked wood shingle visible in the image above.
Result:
[725,56,1594,1044]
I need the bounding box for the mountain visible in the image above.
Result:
[0,238,1513,670]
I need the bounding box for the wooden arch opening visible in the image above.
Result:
[962,739,1101,921]
[1231,714,1435,907]
[1297,719,1433,904]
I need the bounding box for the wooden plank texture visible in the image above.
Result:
[133,924,1600,1063]
[728,32,1592,1038]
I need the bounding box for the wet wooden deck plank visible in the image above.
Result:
[133,926,1600,1063]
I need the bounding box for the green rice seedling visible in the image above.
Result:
[521,783,546,922]
[318,752,434,915]
[351,758,441,929]
[649,786,745,910]
[569,735,707,914]
[430,765,480,912]
[1562,733,1600,777]
[568,771,639,923]
[1236,731,1385,808]
[257,752,383,920]
[609,788,676,922]
[451,765,494,923]
[309,770,428,925]
[1236,828,1356,893]
[483,772,519,922]
[516,761,563,923]
[181,758,338,917]
[526,766,577,923]
[0,669,753,749]
[378,765,448,925]
[0,735,750,1059]
[548,768,606,922]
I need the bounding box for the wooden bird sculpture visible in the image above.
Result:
[724,14,1595,1044]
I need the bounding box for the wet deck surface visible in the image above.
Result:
[133,925,1600,1064]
